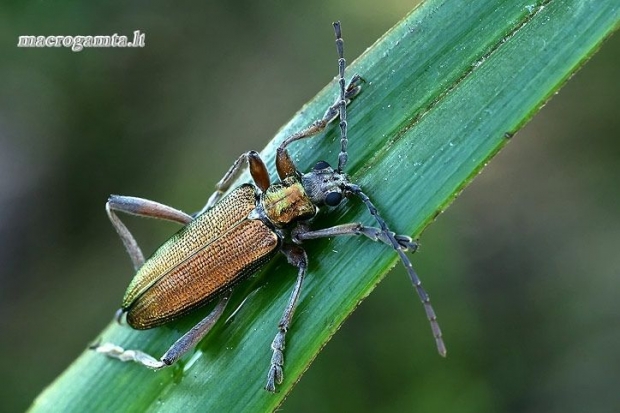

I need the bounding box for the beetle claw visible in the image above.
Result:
[395,235,419,252]
[265,365,283,393]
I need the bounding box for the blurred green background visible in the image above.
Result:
[1,1,619,412]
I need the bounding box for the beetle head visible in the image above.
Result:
[301,160,351,207]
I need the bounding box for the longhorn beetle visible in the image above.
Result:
[93,22,445,392]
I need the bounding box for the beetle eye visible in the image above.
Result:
[324,192,342,206]
[314,160,330,170]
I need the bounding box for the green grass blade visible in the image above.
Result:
[30,0,619,411]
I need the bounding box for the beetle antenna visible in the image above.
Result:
[333,21,348,173]
[345,183,446,356]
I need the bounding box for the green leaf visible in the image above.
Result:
[30,0,619,411]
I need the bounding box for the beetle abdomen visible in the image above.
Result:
[126,218,279,329]
[120,184,280,329]
[122,185,258,308]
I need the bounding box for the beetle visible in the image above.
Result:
[93,22,445,392]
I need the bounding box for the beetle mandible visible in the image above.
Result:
[93,22,446,392]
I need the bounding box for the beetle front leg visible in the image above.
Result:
[278,74,362,153]
[293,222,419,251]
[93,292,231,368]
[107,196,193,270]
[275,75,363,179]
[265,244,308,392]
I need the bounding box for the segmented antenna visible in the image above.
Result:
[345,183,447,356]
[331,23,444,354]
[332,21,348,172]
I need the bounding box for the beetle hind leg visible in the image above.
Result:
[93,293,231,369]
[196,151,270,216]
[106,195,193,271]
[91,342,166,369]
[265,244,308,392]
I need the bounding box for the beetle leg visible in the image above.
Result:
[275,73,361,179]
[159,292,231,366]
[93,292,231,368]
[265,244,308,392]
[293,222,419,252]
[197,151,270,216]
[107,196,193,271]
[277,75,361,153]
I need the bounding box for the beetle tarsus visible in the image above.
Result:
[265,245,307,391]
[265,330,286,392]
[93,342,166,369]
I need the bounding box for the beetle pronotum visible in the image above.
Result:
[93,22,445,392]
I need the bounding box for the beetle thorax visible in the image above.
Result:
[259,176,317,228]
